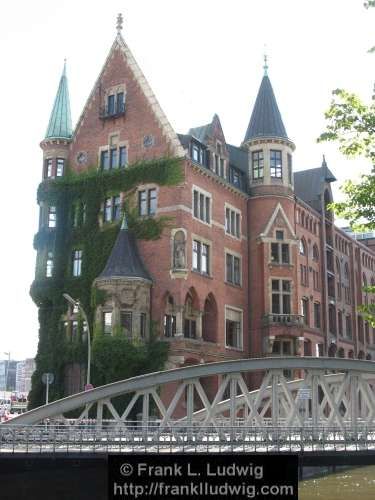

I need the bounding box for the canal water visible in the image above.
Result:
[299,465,375,499]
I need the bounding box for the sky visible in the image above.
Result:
[0,0,373,360]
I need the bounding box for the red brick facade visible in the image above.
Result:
[39,32,375,398]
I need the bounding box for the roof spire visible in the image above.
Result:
[45,61,73,140]
[116,13,123,35]
[321,154,327,168]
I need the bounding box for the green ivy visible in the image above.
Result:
[29,157,182,409]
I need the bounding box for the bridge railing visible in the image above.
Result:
[1,423,375,454]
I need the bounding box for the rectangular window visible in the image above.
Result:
[271,242,289,264]
[287,153,292,184]
[72,250,83,277]
[148,188,157,215]
[214,154,219,174]
[226,253,241,285]
[116,92,125,113]
[192,189,210,223]
[301,298,309,325]
[110,148,117,169]
[225,207,241,238]
[107,94,115,115]
[45,159,53,178]
[100,150,109,170]
[119,146,127,168]
[271,279,291,314]
[184,319,197,339]
[270,150,282,178]
[271,243,279,263]
[220,158,225,177]
[138,189,157,216]
[346,315,352,338]
[56,158,64,177]
[164,314,176,337]
[103,312,112,334]
[192,144,200,162]
[338,311,343,336]
[48,206,56,228]
[252,150,264,179]
[192,240,210,275]
[46,251,54,278]
[120,312,132,337]
[140,313,146,338]
[225,307,242,349]
[104,197,112,222]
[314,303,321,329]
[230,168,241,188]
[300,264,308,286]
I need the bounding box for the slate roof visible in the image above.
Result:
[244,75,288,142]
[45,62,73,140]
[294,165,337,212]
[188,124,211,143]
[97,217,152,282]
[227,144,248,175]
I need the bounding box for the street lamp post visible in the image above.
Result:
[63,294,92,388]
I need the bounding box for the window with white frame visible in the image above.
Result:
[193,188,211,224]
[270,230,290,264]
[271,279,291,314]
[270,150,282,178]
[138,188,157,216]
[225,207,240,238]
[46,251,54,277]
[103,196,121,222]
[72,249,83,277]
[103,312,112,334]
[226,252,241,285]
[45,159,53,178]
[252,150,264,179]
[192,239,210,275]
[225,307,243,349]
[48,206,56,228]
[56,158,65,177]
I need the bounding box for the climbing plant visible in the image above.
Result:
[29,157,183,409]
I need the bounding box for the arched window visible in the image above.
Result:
[202,293,218,343]
[336,258,342,300]
[312,244,319,261]
[299,238,306,256]
[301,212,305,226]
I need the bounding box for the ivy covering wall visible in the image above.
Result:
[29,157,183,409]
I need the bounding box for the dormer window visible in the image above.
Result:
[270,150,282,178]
[191,143,205,164]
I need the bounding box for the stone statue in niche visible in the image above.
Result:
[173,230,186,269]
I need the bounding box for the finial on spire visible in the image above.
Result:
[63,58,67,76]
[263,52,268,76]
[116,13,123,34]
[322,154,327,168]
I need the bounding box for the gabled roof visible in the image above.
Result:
[244,75,288,143]
[188,124,211,144]
[45,62,72,140]
[73,32,185,157]
[97,217,152,282]
[294,162,337,212]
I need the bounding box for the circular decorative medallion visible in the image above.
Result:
[76,151,88,165]
[143,135,154,148]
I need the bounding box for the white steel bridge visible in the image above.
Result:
[2,357,375,454]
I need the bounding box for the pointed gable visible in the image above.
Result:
[45,62,72,140]
[244,75,288,143]
[72,32,184,161]
[260,203,296,240]
[189,114,227,149]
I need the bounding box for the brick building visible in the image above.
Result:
[35,18,375,398]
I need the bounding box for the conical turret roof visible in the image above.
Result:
[97,216,152,282]
[45,61,72,140]
[244,74,288,143]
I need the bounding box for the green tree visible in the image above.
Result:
[318,1,375,324]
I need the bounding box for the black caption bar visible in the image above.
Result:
[108,454,298,499]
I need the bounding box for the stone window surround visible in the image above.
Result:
[192,184,212,227]
[224,247,242,286]
[191,232,212,277]
[269,277,294,315]
[98,133,129,170]
[137,183,159,215]
[269,227,293,265]
[224,202,241,240]
[224,305,243,351]
[103,84,126,110]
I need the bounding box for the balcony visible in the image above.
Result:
[263,314,304,326]
[99,105,126,120]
